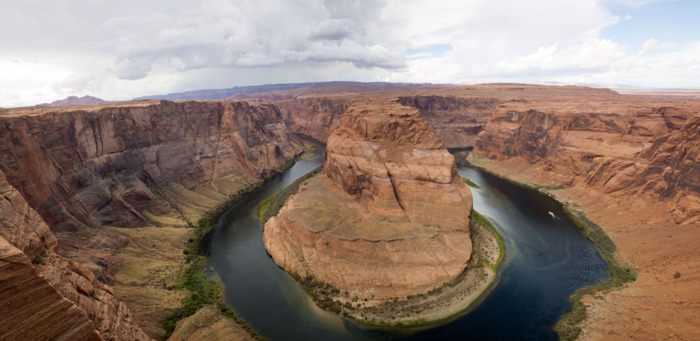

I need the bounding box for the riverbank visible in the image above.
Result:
[336,210,504,326]
[462,153,700,340]
[159,141,322,339]
[261,177,505,328]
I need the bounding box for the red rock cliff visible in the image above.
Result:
[264,100,473,299]
[0,169,149,340]
[473,100,699,224]
[0,100,303,231]
[397,95,500,148]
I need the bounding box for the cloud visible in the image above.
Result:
[641,38,679,53]
[310,19,355,41]
[102,0,404,80]
[0,0,698,107]
[602,0,674,7]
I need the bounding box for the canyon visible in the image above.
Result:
[263,100,476,305]
[1,83,699,340]
[255,83,700,338]
[0,100,305,339]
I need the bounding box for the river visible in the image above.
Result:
[205,150,609,340]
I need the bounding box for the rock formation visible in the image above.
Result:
[0,100,303,231]
[397,95,499,148]
[0,99,305,338]
[276,97,353,142]
[473,99,700,224]
[264,100,473,299]
[0,100,304,278]
[275,94,497,148]
[40,95,108,107]
[0,169,149,340]
[466,86,700,339]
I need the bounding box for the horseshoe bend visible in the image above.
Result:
[262,100,502,323]
[0,82,699,340]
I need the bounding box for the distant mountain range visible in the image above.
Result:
[133,81,448,101]
[39,95,109,107]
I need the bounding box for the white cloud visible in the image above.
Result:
[603,0,674,7]
[0,0,698,107]
[641,38,679,53]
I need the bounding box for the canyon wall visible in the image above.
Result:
[473,101,699,224]
[0,100,304,232]
[275,94,496,148]
[275,97,353,142]
[469,92,700,339]
[0,169,148,340]
[396,95,499,148]
[264,100,473,299]
[0,99,306,339]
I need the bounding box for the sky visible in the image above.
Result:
[1,0,699,107]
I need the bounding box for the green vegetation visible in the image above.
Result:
[289,272,347,315]
[161,183,265,341]
[538,184,571,191]
[162,145,318,339]
[32,253,46,265]
[472,210,505,269]
[463,163,635,340]
[554,205,637,341]
[258,167,322,226]
[463,178,481,189]
[447,146,474,167]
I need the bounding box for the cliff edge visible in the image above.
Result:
[0,169,149,340]
[263,100,473,300]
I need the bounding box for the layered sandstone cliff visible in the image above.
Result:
[264,101,473,299]
[0,100,303,231]
[0,100,304,278]
[275,97,353,142]
[0,100,305,338]
[473,100,699,224]
[276,94,497,148]
[397,95,500,148]
[0,169,148,340]
[468,89,700,339]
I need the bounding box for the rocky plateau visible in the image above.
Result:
[0,99,305,339]
[1,83,699,340]
[263,100,474,300]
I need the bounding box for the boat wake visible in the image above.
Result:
[548,211,560,221]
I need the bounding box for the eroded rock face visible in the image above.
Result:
[0,100,304,231]
[397,95,499,148]
[0,169,149,340]
[585,116,700,224]
[264,101,473,299]
[473,100,700,224]
[276,97,353,142]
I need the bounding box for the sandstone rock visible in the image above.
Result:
[0,100,304,281]
[0,237,101,341]
[264,100,473,299]
[276,97,353,142]
[0,100,304,230]
[397,95,499,148]
[0,169,58,260]
[474,99,700,222]
[0,168,149,340]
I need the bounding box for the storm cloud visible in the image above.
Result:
[1,0,697,107]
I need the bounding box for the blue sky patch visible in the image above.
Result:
[406,44,454,59]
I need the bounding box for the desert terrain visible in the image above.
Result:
[1,83,698,340]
